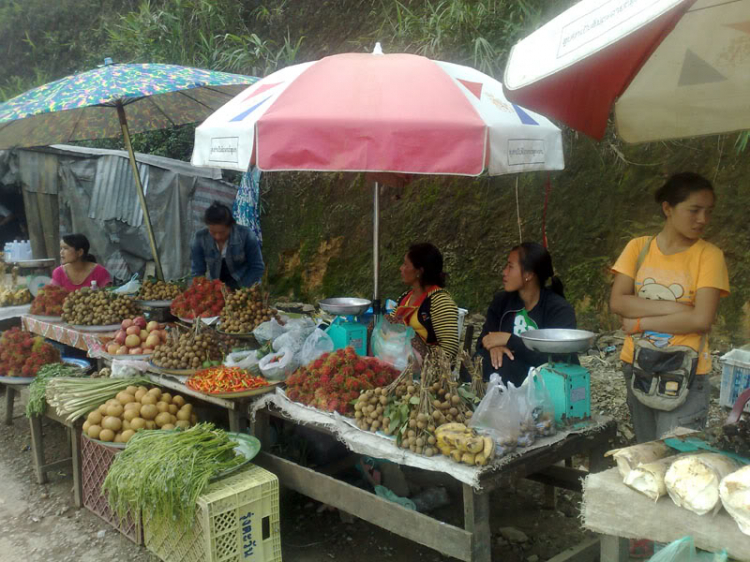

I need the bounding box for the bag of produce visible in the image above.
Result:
[507,381,535,447]
[258,347,298,381]
[719,465,750,536]
[112,273,141,295]
[224,350,260,371]
[606,441,672,480]
[468,374,520,455]
[253,318,286,343]
[665,453,741,515]
[272,329,307,354]
[283,316,317,338]
[371,319,415,370]
[624,455,681,501]
[298,328,334,366]
[648,536,727,562]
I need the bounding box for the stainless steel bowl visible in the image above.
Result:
[319,297,372,317]
[519,329,597,354]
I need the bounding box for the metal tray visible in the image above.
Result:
[27,314,63,322]
[0,376,35,385]
[67,323,121,333]
[319,297,371,316]
[136,299,173,308]
[519,329,597,354]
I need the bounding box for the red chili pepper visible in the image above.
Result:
[186,366,269,394]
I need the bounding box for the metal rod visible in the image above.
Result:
[373,181,380,303]
[116,102,164,280]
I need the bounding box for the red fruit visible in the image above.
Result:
[312,358,324,370]
[354,361,366,373]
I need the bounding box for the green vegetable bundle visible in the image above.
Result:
[25,363,87,418]
[46,376,151,421]
[102,423,243,532]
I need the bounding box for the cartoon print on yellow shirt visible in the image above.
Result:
[637,278,685,348]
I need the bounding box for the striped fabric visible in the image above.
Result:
[428,289,459,359]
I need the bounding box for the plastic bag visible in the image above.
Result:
[468,374,520,455]
[112,274,141,295]
[648,536,727,562]
[507,381,535,447]
[110,359,150,378]
[258,348,298,381]
[283,316,317,338]
[720,465,750,536]
[272,329,307,353]
[371,319,415,370]
[665,453,741,516]
[224,349,260,371]
[523,369,556,438]
[298,328,334,366]
[253,318,286,343]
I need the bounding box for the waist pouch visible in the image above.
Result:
[630,339,699,412]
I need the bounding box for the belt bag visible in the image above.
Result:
[630,338,701,411]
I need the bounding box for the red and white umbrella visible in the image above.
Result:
[192,47,564,175]
[503,0,750,143]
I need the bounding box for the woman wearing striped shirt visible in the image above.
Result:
[391,243,459,360]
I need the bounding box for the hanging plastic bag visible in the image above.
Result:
[253,318,286,343]
[371,319,415,370]
[648,536,727,562]
[258,347,298,381]
[468,374,520,456]
[298,328,334,367]
[112,274,141,295]
[224,349,261,371]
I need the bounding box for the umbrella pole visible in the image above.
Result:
[116,102,165,281]
[372,181,381,317]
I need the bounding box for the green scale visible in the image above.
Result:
[521,329,594,427]
[319,297,372,357]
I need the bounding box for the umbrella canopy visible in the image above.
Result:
[0,62,257,148]
[504,0,750,143]
[192,49,564,175]
[0,61,257,279]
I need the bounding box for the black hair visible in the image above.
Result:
[511,242,564,298]
[204,201,235,226]
[655,172,714,217]
[407,243,446,288]
[62,233,97,263]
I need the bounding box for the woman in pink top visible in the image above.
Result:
[51,234,112,292]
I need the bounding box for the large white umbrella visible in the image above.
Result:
[504,0,750,142]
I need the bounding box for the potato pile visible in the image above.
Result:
[83,385,197,444]
[138,280,182,301]
[62,288,140,325]
[220,286,279,334]
[151,328,223,370]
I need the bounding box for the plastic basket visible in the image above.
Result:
[720,349,750,413]
[145,464,282,562]
[81,434,142,544]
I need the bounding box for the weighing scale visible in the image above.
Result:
[318,297,372,357]
[520,329,596,426]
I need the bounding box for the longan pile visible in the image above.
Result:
[220,286,278,334]
[138,280,182,301]
[151,330,223,370]
[62,288,140,325]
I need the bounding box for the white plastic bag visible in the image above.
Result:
[468,374,520,455]
[283,316,317,338]
[224,350,260,371]
[523,369,556,438]
[258,348,298,381]
[272,329,307,353]
[253,318,286,343]
[665,453,741,515]
[720,465,750,536]
[298,328,334,366]
[371,319,415,370]
[110,359,150,378]
[112,274,141,295]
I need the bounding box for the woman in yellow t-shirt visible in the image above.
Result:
[610,172,730,443]
[391,243,459,360]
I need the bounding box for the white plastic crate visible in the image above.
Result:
[719,349,750,413]
[144,464,281,562]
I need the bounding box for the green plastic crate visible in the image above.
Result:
[145,464,282,562]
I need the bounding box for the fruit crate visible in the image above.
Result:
[720,349,750,413]
[81,434,142,544]
[145,464,281,562]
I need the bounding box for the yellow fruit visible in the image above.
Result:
[465,437,485,454]
[475,453,488,466]
[461,452,475,465]
[482,436,495,459]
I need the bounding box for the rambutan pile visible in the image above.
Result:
[171,277,226,319]
[30,284,69,316]
[285,346,400,415]
[0,327,61,378]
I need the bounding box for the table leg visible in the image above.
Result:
[463,484,491,562]
[70,427,82,508]
[4,386,15,425]
[228,409,242,433]
[600,535,628,562]
[29,415,48,484]
[252,409,273,449]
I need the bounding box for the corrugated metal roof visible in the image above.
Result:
[89,154,149,226]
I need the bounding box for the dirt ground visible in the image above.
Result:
[0,337,728,562]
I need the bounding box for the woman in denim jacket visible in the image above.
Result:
[190,202,264,289]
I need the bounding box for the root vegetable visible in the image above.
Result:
[88,411,103,425]
[155,412,172,428]
[102,416,122,432]
[130,417,146,430]
[99,429,115,442]
[106,404,124,418]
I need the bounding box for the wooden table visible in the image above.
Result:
[583,467,750,562]
[252,406,616,562]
